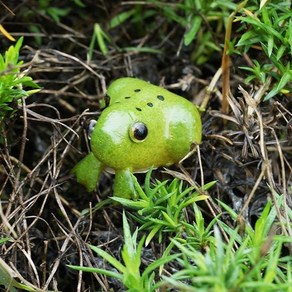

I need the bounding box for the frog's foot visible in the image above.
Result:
[113,169,138,199]
[72,152,103,192]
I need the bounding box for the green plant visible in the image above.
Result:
[107,0,238,64]
[88,23,111,58]
[112,169,213,246]
[71,175,291,291]
[37,0,86,22]
[88,22,162,58]
[0,37,39,131]
[68,211,177,292]
[236,1,292,100]
[162,198,292,291]
[107,0,291,102]
[178,203,217,251]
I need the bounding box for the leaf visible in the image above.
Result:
[142,253,179,277]
[89,244,127,274]
[184,16,202,46]
[111,197,149,209]
[73,0,86,7]
[263,242,282,283]
[276,44,287,60]
[88,23,110,59]
[202,180,217,191]
[26,89,42,96]
[0,258,40,291]
[0,237,11,245]
[276,70,292,91]
[261,6,271,26]
[123,211,137,257]
[145,225,161,246]
[81,198,112,215]
[17,76,40,88]
[267,36,274,57]
[67,265,123,280]
[131,172,149,201]
[5,37,23,66]
[122,47,163,54]
[260,0,269,10]
[238,15,283,41]
[47,7,71,22]
[181,194,209,209]
[161,211,178,228]
[264,70,292,100]
[121,211,145,280]
[253,200,272,247]
[94,23,110,55]
[109,9,136,29]
[236,30,260,48]
[0,24,15,41]
[217,200,238,220]
[143,167,154,195]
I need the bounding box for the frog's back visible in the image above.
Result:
[106,77,149,104]
[106,77,194,107]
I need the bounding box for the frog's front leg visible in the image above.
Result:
[113,169,138,199]
[72,152,104,192]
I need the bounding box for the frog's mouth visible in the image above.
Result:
[104,166,158,174]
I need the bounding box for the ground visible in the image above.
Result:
[0,1,291,291]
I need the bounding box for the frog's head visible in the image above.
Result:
[90,104,172,172]
[89,78,202,172]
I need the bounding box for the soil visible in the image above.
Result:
[0,1,291,291]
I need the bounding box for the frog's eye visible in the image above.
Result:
[88,120,97,140]
[129,122,148,142]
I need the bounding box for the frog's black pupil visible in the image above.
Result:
[133,122,148,140]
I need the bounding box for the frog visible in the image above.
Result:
[72,77,202,198]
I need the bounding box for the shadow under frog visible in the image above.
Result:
[72,77,202,198]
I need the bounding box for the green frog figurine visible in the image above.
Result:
[72,77,202,198]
